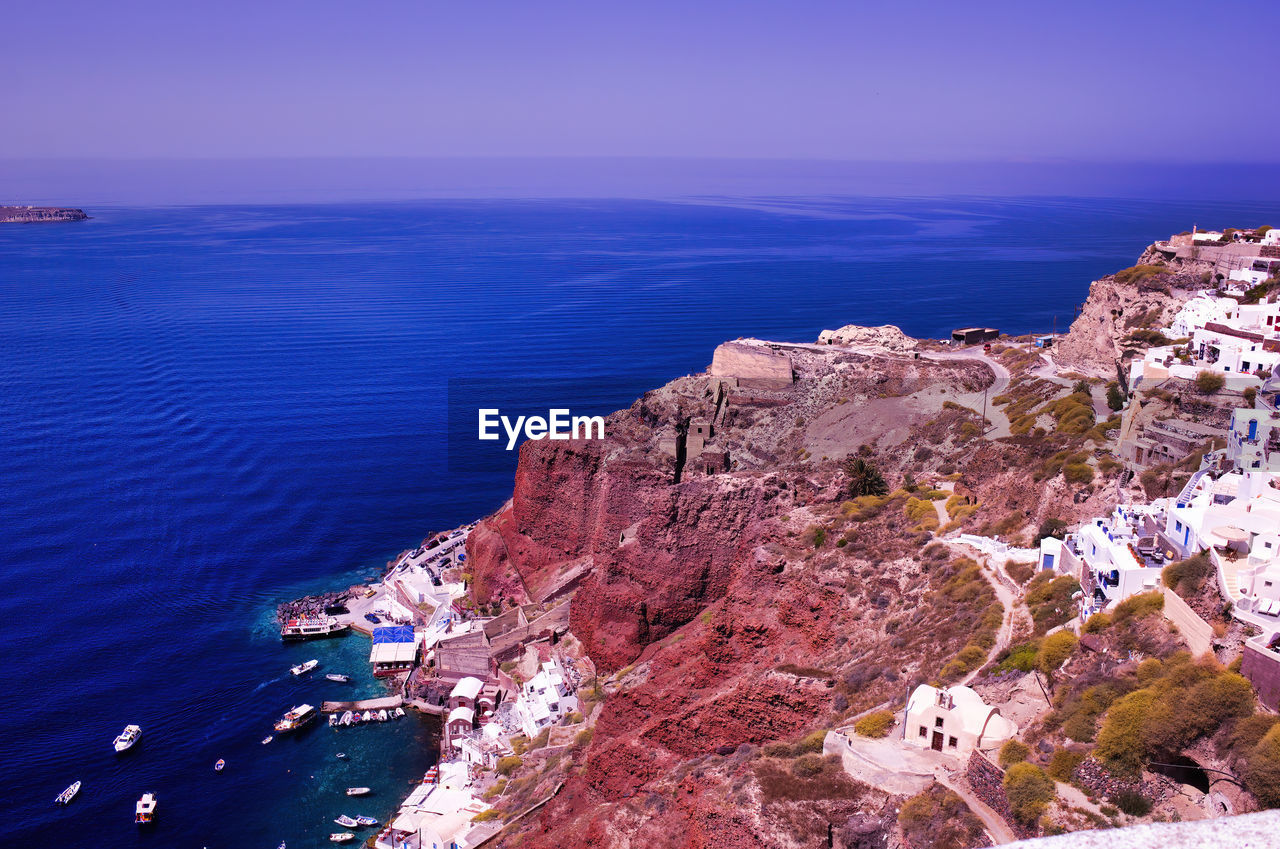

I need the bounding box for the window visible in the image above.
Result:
[935,717,944,729]
[919,726,927,738]
[1176,521,1183,532]
[948,736,958,748]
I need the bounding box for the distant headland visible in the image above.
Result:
[1,206,88,223]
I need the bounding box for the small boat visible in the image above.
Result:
[54,781,81,805]
[325,673,351,683]
[346,787,371,796]
[329,714,338,727]
[262,735,273,745]
[334,815,359,828]
[330,834,355,843]
[393,707,405,719]
[135,793,157,825]
[274,704,317,734]
[290,659,319,676]
[278,843,286,849]
[422,766,439,784]
[113,724,142,754]
[336,752,349,760]
[350,712,361,724]
[340,710,353,726]
[214,758,225,772]
[377,709,389,722]
[361,711,373,722]
[354,815,379,827]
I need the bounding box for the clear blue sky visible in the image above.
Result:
[3,0,1275,162]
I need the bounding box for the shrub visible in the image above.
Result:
[1037,631,1079,676]
[904,497,941,531]
[999,739,1032,768]
[1114,264,1169,286]
[1026,573,1081,635]
[1107,384,1126,411]
[1082,612,1111,633]
[854,710,895,739]
[811,526,827,548]
[1096,689,1157,776]
[471,809,505,822]
[1036,517,1068,543]
[792,752,826,777]
[1245,724,1280,807]
[575,727,594,746]
[1063,462,1095,485]
[1163,552,1212,595]
[1112,591,1163,623]
[1195,370,1225,394]
[1110,791,1151,816]
[994,641,1041,674]
[796,729,828,755]
[1003,762,1055,825]
[1048,748,1085,782]
[496,755,523,776]
[898,785,988,849]
[843,456,889,498]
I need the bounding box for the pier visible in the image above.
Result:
[320,695,404,714]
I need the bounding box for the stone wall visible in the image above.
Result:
[1162,587,1214,656]
[1242,637,1280,711]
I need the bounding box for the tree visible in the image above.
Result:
[1095,689,1157,776]
[1106,383,1125,412]
[1003,762,1055,825]
[1037,631,1078,679]
[1036,517,1068,543]
[843,456,888,498]
[1072,379,1092,396]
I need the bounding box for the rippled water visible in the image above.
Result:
[3,197,1279,847]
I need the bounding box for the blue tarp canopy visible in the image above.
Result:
[372,624,415,644]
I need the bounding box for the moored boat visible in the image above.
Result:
[393,707,405,719]
[330,834,355,843]
[274,704,317,733]
[354,815,378,827]
[135,793,157,825]
[377,709,388,722]
[422,766,439,784]
[340,710,353,725]
[290,659,319,676]
[280,616,350,642]
[214,758,225,772]
[54,781,81,805]
[325,673,351,683]
[345,786,371,796]
[334,815,359,828]
[113,724,142,754]
[361,711,373,722]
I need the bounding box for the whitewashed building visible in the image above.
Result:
[514,659,578,739]
[903,684,1016,757]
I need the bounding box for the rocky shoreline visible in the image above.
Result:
[0,206,89,223]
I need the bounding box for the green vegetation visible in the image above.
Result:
[898,784,989,849]
[811,526,827,548]
[1106,383,1126,411]
[1111,790,1152,817]
[471,808,505,822]
[993,640,1040,674]
[1036,517,1068,543]
[998,739,1031,768]
[1003,762,1056,825]
[936,559,1003,681]
[854,710,895,739]
[904,497,941,532]
[1047,748,1084,782]
[575,727,594,746]
[1162,552,1212,597]
[1037,630,1079,678]
[1025,572,1081,635]
[753,753,864,804]
[843,456,889,498]
[496,755,523,776]
[1195,370,1225,394]
[1114,264,1169,286]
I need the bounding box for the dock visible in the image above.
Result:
[321,695,404,714]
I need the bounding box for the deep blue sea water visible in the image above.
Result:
[3,196,1280,847]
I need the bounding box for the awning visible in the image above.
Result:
[1213,525,1250,544]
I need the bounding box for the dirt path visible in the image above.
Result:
[935,772,1017,845]
[921,349,1013,439]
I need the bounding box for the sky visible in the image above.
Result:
[3,0,1277,163]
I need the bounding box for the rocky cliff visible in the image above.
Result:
[0,206,88,223]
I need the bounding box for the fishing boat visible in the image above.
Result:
[135,793,157,825]
[280,616,350,642]
[422,766,439,784]
[334,815,359,828]
[350,712,361,724]
[345,787,371,796]
[354,815,379,827]
[113,724,142,754]
[330,834,355,843]
[54,781,81,805]
[262,735,273,745]
[214,758,225,772]
[325,673,351,683]
[274,704,317,734]
[290,659,319,676]
[393,707,405,719]
[377,709,388,722]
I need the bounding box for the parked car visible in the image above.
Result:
[364,613,381,624]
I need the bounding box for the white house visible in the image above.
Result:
[448,676,484,711]
[1070,506,1165,614]
[514,659,578,739]
[1263,228,1280,247]
[903,684,1016,757]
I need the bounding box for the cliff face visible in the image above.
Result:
[0,206,88,223]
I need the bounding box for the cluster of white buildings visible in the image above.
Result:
[375,760,496,849]
[513,659,579,739]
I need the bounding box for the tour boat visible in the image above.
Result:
[262,735,273,745]
[354,815,378,827]
[274,704,317,733]
[135,793,157,825]
[280,616,350,642]
[377,709,389,722]
[113,725,142,754]
[346,787,371,796]
[334,815,359,828]
[330,834,355,843]
[393,707,405,719]
[290,659,319,676]
[54,781,81,805]
[325,673,351,683]
[214,759,225,772]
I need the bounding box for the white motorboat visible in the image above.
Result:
[135,793,157,825]
[345,786,371,796]
[377,709,388,722]
[214,758,226,772]
[340,710,353,725]
[325,673,351,683]
[274,704,317,733]
[54,781,81,805]
[290,659,319,676]
[393,707,405,719]
[354,815,378,827]
[361,711,373,722]
[330,834,355,843]
[334,815,359,828]
[113,725,142,754]
[262,735,273,745]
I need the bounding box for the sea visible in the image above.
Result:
[3,196,1280,848]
